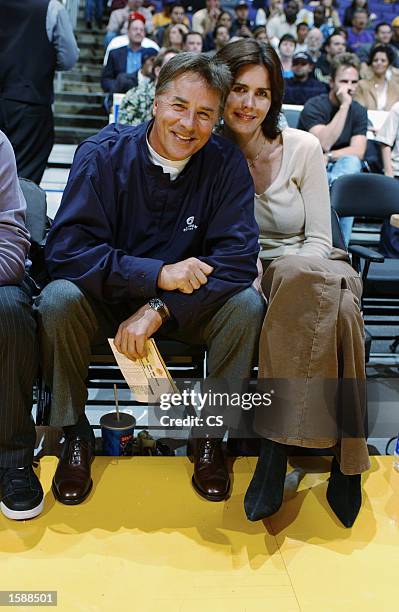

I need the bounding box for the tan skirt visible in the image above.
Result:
[255,249,370,475]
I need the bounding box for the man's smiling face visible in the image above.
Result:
[149,72,220,161]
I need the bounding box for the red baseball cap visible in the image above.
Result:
[128,11,146,24]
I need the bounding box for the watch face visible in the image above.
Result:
[149,298,168,321]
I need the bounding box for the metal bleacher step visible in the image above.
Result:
[77,48,106,62]
[54,112,107,129]
[54,100,106,115]
[48,144,77,167]
[55,125,100,144]
[73,30,106,45]
[59,80,104,93]
[56,91,105,104]
[62,69,102,82]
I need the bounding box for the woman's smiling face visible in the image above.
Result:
[223,64,271,137]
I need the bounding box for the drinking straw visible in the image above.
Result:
[113,384,120,421]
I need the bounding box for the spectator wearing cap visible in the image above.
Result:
[102,14,148,93]
[230,1,255,38]
[118,47,180,125]
[391,17,399,51]
[192,0,221,36]
[314,30,346,84]
[105,0,153,48]
[184,32,204,53]
[278,33,296,77]
[296,22,310,52]
[266,0,299,48]
[116,47,159,94]
[284,51,328,104]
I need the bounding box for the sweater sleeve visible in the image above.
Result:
[297,136,332,258]
[45,140,164,302]
[159,154,259,328]
[0,133,30,285]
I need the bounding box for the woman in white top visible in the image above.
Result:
[217,39,369,528]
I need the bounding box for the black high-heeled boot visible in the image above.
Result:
[244,438,287,521]
[326,457,362,528]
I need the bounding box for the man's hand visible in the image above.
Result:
[114,304,162,359]
[157,257,213,294]
[238,25,253,37]
[336,85,352,107]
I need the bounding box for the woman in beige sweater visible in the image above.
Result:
[355,44,399,111]
[217,39,369,528]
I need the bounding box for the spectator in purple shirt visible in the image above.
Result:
[347,9,374,53]
[0,131,43,522]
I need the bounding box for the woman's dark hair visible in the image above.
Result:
[215,39,284,141]
[217,10,233,30]
[368,43,395,67]
[350,0,368,9]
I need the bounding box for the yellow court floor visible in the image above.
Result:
[0,456,398,612]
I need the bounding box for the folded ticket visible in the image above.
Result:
[108,338,178,403]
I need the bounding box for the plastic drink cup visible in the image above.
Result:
[100,412,135,456]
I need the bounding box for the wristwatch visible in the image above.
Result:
[327,152,334,163]
[148,298,170,324]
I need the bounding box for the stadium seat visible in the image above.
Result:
[331,173,399,356]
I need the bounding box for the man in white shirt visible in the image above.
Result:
[105,0,153,48]
[267,0,299,47]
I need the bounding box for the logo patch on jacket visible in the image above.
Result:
[183,216,198,232]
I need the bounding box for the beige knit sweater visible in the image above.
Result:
[255,127,332,260]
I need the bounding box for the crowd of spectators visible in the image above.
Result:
[98,0,399,175]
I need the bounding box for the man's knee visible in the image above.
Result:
[224,287,265,327]
[330,156,362,182]
[35,279,94,337]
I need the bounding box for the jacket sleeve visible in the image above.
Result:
[48,0,79,71]
[0,135,30,285]
[45,141,164,302]
[159,154,260,328]
[101,51,119,92]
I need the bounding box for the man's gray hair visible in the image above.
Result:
[155,52,232,112]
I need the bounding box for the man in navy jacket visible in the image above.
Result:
[37,53,264,506]
[101,13,147,93]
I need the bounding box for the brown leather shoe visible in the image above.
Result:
[52,437,94,505]
[190,438,230,502]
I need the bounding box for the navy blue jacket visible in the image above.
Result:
[45,122,259,328]
[101,46,131,93]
